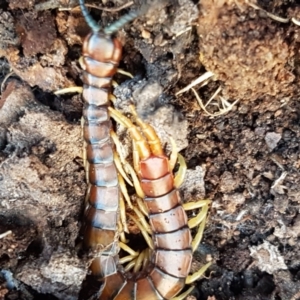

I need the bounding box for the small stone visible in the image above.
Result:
[249,241,287,274]
[141,29,151,39]
[265,132,281,151]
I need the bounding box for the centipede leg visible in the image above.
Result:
[114,151,133,186]
[174,153,187,188]
[124,251,145,273]
[109,94,117,104]
[119,194,128,233]
[124,248,151,273]
[133,248,147,273]
[169,136,178,171]
[132,140,140,174]
[117,68,134,78]
[183,200,211,251]
[123,158,145,199]
[185,261,212,284]
[112,81,118,88]
[110,130,127,165]
[118,241,140,265]
[129,214,154,249]
[183,200,211,229]
[54,86,83,95]
[118,173,133,208]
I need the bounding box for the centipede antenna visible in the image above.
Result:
[79,0,101,32]
[104,10,139,35]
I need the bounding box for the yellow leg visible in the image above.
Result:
[129,105,163,156]
[174,154,187,188]
[84,184,91,205]
[118,173,133,209]
[54,86,83,95]
[119,194,128,233]
[169,137,178,171]
[78,56,85,70]
[108,106,151,160]
[183,200,211,229]
[109,94,116,103]
[123,248,150,273]
[191,208,209,252]
[124,162,145,199]
[112,80,118,88]
[132,206,152,235]
[110,130,127,165]
[0,230,12,239]
[124,259,136,272]
[183,200,210,252]
[136,197,148,217]
[129,214,154,250]
[119,241,139,257]
[85,161,90,184]
[119,254,139,264]
[132,141,140,174]
[81,117,87,173]
[119,231,128,244]
[186,262,212,284]
[142,248,151,270]
[111,130,145,200]
[117,68,134,78]
[83,142,87,170]
[119,241,140,266]
[133,249,146,273]
[114,151,133,186]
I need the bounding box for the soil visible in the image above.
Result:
[0,0,300,300]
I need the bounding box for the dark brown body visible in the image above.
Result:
[81,32,122,275]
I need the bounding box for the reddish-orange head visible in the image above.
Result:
[82,32,122,64]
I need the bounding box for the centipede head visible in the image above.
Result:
[82,33,122,64]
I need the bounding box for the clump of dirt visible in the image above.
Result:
[0,9,18,57]
[197,0,298,101]
[0,81,88,299]
[0,7,76,91]
[15,11,56,56]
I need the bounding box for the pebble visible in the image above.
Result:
[265,132,281,151]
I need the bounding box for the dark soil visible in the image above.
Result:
[0,0,300,299]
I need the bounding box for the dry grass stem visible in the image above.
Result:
[176,71,214,96]
[0,230,12,239]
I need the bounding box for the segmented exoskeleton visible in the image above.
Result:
[102,106,211,299]
[79,0,138,275]
[79,1,211,298]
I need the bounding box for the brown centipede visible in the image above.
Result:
[79,0,138,275]
[78,1,211,298]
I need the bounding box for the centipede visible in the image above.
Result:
[78,0,138,279]
[79,1,211,299]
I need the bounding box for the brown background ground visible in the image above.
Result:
[0,0,299,299]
